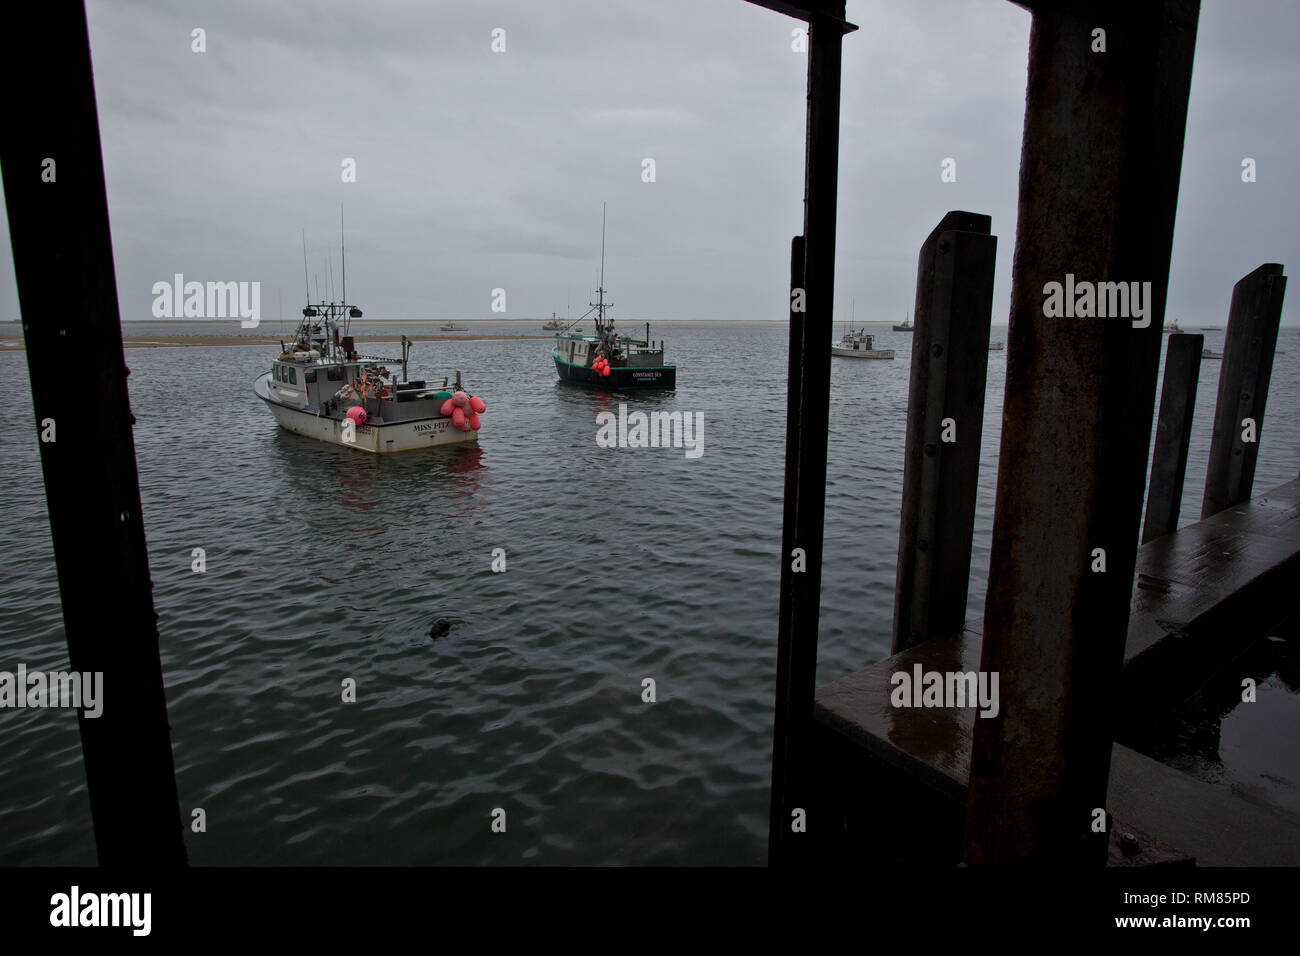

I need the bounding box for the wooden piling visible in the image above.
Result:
[1201,263,1288,519]
[892,212,997,652]
[0,3,187,864]
[963,0,1200,866]
[1141,333,1203,543]
[765,2,855,866]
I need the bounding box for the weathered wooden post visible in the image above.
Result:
[753,0,856,866]
[1201,263,1287,519]
[892,212,997,652]
[1141,333,1203,543]
[0,3,187,864]
[964,0,1200,865]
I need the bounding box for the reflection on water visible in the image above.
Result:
[1,322,1297,864]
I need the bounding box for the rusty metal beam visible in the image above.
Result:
[0,2,187,864]
[964,0,1200,865]
[1201,264,1287,519]
[1141,333,1203,543]
[893,212,997,652]
[769,11,849,866]
[743,0,858,32]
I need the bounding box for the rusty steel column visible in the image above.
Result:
[1141,332,1203,543]
[964,0,1200,865]
[0,3,187,864]
[1201,263,1287,519]
[768,6,854,866]
[892,211,997,652]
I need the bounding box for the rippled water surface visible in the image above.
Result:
[1,321,1297,864]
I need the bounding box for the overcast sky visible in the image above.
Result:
[1,0,1296,325]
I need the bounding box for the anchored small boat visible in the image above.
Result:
[552,205,676,390]
[543,313,562,331]
[254,221,485,453]
[1202,349,1224,359]
[893,311,914,332]
[832,299,894,359]
[832,327,894,359]
[439,321,467,332]
[989,341,1005,351]
[1163,319,1182,333]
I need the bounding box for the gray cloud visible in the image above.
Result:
[1,0,1296,326]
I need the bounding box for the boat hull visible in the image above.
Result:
[254,376,477,453]
[553,355,676,390]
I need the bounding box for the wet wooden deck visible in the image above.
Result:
[810,478,1300,866]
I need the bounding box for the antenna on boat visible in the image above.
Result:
[590,202,612,330]
[301,230,310,307]
[340,203,346,308]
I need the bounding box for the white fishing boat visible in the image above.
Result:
[1202,348,1224,360]
[439,321,467,332]
[254,221,486,453]
[832,298,894,359]
[832,328,894,359]
[1163,318,1182,333]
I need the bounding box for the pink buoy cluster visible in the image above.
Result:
[592,356,612,378]
[345,405,367,425]
[438,390,487,431]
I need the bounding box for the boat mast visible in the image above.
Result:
[340,204,347,357]
[597,202,606,326]
[589,202,616,341]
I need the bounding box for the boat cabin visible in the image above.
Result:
[269,355,357,410]
[554,331,666,369]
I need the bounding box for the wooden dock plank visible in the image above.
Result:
[812,478,1300,865]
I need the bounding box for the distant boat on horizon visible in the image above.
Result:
[439,321,467,332]
[893,311,914,332]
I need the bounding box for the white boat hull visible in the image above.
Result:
[832,346,895,359]
[254,376,477,453]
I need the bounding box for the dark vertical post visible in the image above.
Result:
[769,7,852,865]
[0,4,186,864]
[964,0,1200,865]
[892,212,997,652]
[1201,264,1287,519]
[1141,333,1203,542]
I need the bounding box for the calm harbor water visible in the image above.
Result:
[1,320,1297,864]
